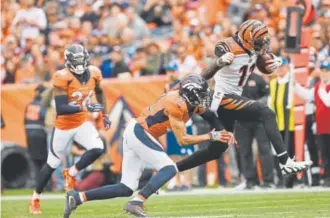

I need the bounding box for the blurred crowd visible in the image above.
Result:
[2,0,330,191]
[2,0,329,83]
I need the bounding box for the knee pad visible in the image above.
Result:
[118,183,134,197]
[208,142,228,160]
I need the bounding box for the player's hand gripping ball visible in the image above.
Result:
[256,53,282,74]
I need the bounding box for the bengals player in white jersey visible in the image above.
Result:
[29,44,111,214]
[176,19,312,176]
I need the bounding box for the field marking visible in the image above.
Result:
[148,197,330,210]
[2,187,330,201]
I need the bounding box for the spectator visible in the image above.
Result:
[235,71,274,189]
[11,0,47,46]
[269,58,297,188]
[80,0,100,27]
[130,47,153,77]
[141,0,172,28]
[124,7,150,40]
[295,61,330,187]
[175,44,202,76]
[146,42,167,75]
[24,84,48,186]
[110,46,130,78]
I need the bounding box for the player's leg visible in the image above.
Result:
[176,113,233,172]
[220,94,312,174]
[63,122,104,190]
[124,121,177,217]
[30,128,73,214]
[63,120,142,218]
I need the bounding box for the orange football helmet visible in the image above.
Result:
[238,19,270,55]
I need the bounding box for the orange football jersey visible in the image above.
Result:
[137,91,203,138]
[52,66,102,130]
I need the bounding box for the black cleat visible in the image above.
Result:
[63,190,79,218]
[124,201,147,217]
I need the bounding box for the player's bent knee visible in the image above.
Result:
[118,183,134,197]
[46,155,61,169]
[160,165,178,177]
[260,106,276,120]
[208,142,228,160]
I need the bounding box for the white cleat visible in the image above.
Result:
[280,158,313,176]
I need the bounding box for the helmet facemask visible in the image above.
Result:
[253,35,270,55]
[65,49,89,75]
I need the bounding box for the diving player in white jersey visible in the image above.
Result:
[176,19,313,176]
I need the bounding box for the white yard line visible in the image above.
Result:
[1,187,330,201]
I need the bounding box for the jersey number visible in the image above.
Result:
[238,64,255,87]
[69,90,93,106]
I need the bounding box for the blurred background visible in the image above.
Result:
[1,0,330,193]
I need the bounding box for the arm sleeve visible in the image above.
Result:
[55,95,82,115]
[318,86,330,107]
[295,83,314,102]
[199,109,224,131]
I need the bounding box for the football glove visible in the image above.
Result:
[103,115,111,129]
[265,55,282,72]
[227,132,238,147]
[216,52,234,67]
[86,103,104,113]
[208,130,230,143]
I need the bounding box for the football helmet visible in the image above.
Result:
[179,74,212,108]
[237,19,270,55]
[64,44,89,75]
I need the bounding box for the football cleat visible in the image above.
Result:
[124,201,147,217]
[63,190,78,218]
[62,168,76,191]
[280,158,313,176]
[29,199,42,214]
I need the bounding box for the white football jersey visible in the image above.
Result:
[213,38,257,96]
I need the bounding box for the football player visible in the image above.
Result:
[29,44,111,214]
[176,19,313,177]
[63,74,233,218]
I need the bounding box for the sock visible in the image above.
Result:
[277,151,289,165]
[32,191,40,200]
[139,165,177,199]
[75,148,103,170]
[69,165,78,177]
[35,164,56,194]
[84,183,133,202]
[132,196,144,202]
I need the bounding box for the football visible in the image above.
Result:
[256,53,275,74]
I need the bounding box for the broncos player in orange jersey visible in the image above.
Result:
[176,19,312,178]
[63,74,234,217]
[29,44,111,214]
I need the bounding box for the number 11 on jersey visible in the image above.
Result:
[238,64,255,87]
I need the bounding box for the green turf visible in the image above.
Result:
[2,192,330,218]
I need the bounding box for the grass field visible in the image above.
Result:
[1,190,330,218]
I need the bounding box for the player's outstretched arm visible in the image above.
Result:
[169,114,230,146]
[54,87,83,115]
[201,42,234,80]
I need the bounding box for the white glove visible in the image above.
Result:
[208,130,230,143]
[265,55,283,72]
[216,52,234,67]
